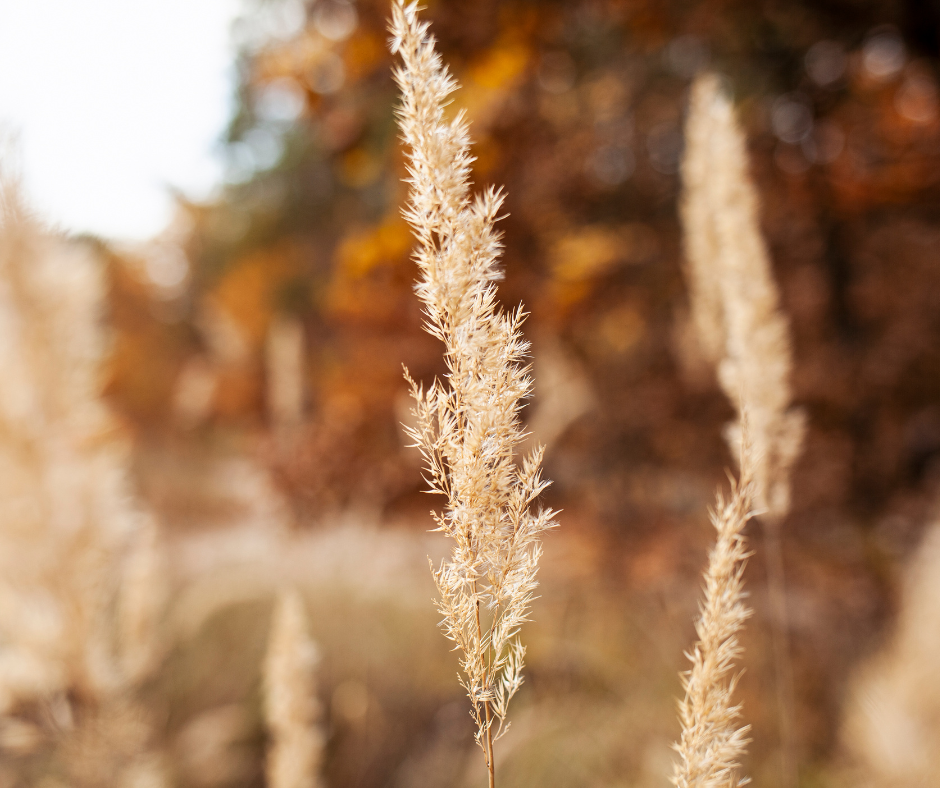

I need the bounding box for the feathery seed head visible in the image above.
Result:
[390,0,557,766]
[681,73,805,521]
[672,465,755,788]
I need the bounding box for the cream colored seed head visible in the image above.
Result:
[390,1,558,773]
[681,74,805,521]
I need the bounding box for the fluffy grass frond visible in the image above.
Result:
[681,74,804,520]
[390,1,557,776]
[673,463,755,788]
[681,73,808,788]
[0,172,153,706]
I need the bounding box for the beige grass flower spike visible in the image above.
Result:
[672,456,755,788]
[682,74,805,522]
[678,73,807,787]
[390,3,558,785]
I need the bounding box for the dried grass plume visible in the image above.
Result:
[264,589,324,788]
[672,461,755,788]
[681,73,804,520]
[680,73,807,787]
[0,164,170,786]
[0,172,156,707]
[390,2,558,784]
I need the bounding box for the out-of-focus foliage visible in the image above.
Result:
[99,0,940,785]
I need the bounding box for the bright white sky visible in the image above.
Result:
[0,0,240,241]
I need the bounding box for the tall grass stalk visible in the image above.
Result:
[390,3,557,785]
[681,74,806,786]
